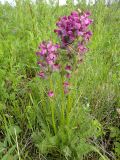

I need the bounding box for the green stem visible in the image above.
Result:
[51,102,56,134]
[49,76,56,134]
[60,69,65,126]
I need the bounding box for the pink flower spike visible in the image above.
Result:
[38,71,45,79]
[48,91,54,97]
[54,10,93,47]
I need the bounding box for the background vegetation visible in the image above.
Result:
[0,0,120,159]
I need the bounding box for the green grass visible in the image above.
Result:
[0,1,120,159]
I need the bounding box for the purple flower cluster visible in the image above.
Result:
[36,10,93,97]
[36,41,60,78]
[54,11,93,48]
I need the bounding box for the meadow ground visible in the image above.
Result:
[0,1,120,160]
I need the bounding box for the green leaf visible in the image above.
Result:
[8,125,21,136]
[62,146,71,158]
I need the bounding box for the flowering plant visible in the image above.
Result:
[34,9,103,160]
[36,10,93,96]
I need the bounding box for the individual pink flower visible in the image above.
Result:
[38,71,45,79]
[37,61,46,68]
[66,73,71,79]
[52,64,60,71]
[71,11,79,16]
[63,81,69,87]
[64,89,69,94]
[78,43,88,54]
[48,90,54,97]
[65,65,72,71]
[83,31,92,41]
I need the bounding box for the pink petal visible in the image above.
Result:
[48,91,54,97]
